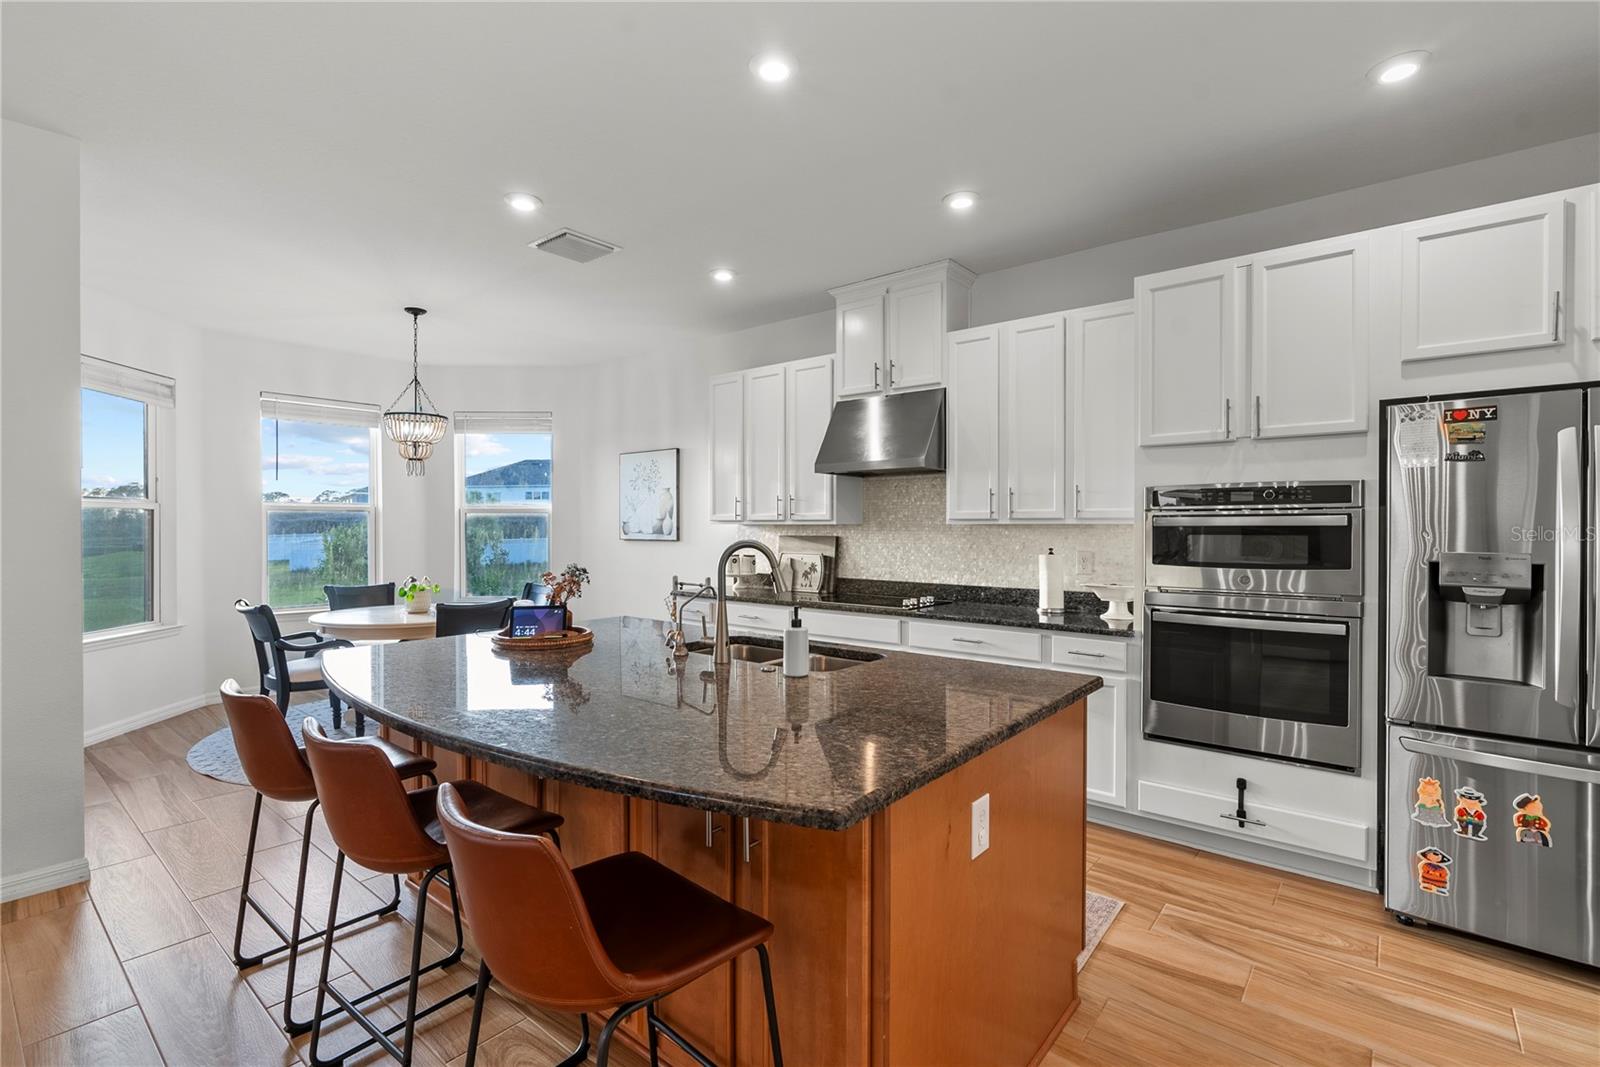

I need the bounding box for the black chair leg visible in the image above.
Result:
[463,961,493,1067]
[758,943,784,1067]
[597,999,654,1067]
[230,793,266,966]
[278,801,321,1035]
[646,1002,662,1067]
[307,851,347,1067]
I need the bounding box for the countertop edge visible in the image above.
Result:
[693,589,1138,638]
[324,670,1103,831]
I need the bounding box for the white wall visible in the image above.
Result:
[79,290,212,740]
[2,121,88,899]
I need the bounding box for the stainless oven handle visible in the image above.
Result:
[1149,610,1347,637]
[1149,514,1350,528]
[1399,737,1600,785]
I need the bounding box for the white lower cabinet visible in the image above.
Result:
[1084,675,1127,807]
[1135,779,1370,865]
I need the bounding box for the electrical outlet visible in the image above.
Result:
[971,793,990,859]
[1074,550,1095,575]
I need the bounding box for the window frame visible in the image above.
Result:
[81,357,179,647]
[259,394,382,611]
[453,412,555,598]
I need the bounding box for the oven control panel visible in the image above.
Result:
[1149,481,1362,510]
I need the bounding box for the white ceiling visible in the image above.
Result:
[4,2,1597,366]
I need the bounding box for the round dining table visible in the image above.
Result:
[308,604,439,641]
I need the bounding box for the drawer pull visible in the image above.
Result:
[1218,811,1268,828]
[1064,650,1108,659]
[951,637,985,645]
[737,614,764,622]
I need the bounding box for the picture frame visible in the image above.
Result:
[619,448,679,541]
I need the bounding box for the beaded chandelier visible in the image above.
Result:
[382,307,448,475]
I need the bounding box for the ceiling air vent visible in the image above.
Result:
[530,228,620,264]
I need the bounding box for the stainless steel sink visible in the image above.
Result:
[684,639,879,672]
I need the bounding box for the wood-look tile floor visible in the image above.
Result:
[2,703,1596,1066]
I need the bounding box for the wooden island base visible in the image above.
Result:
[385,702,1086,1067]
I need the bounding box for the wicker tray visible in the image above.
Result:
[490,625,594,652]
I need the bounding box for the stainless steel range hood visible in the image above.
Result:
[813,389,945,476]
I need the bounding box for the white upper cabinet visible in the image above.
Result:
[708,372,745,522]
[836,293,886,397]
[1248,234,1369,439]
[1069,300,1137,520]
[1137,259,1241,446]
[1005,315,1067,520]
[784,356,837,522]
[832,261,975,398]
[946,327,1002,521]
[743,364,786,522]
[1400,194,1571,361]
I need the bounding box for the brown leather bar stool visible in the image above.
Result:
[436,783,784,1067]
[300,719,564,1067]
[218,680,437,1036]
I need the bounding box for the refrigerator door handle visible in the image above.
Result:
[1553,426,1580,709]
[1399,736,1600,785]
[1590,423,1599,745]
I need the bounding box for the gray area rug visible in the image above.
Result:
[185,699,363,786]
[1079,891,1124,971]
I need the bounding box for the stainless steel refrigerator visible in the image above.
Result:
[1383,385,1598,967]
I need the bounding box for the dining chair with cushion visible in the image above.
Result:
[324,581,396,610]
[519,582,550,604]
[433,598,513,638]
[235,599,355,730]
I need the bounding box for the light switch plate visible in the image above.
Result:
[971,793,990,859]
[1074,550,1095,575]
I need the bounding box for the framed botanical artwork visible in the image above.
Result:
[619,448,679,541]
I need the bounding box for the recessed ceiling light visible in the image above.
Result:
[750,54,793,84]
[504,192,542,213]
[710,268,736,284]
[1370,51,1429,85]
[944,191,978,212]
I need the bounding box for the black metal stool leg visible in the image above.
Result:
[597,998,655,1067]
[399,865,440,1063]
[231,793,266,966]
[646,1002,662,1067]
[278,800,321,1035]
[307,851,347,1067]
[463,961,493,1067]
[758,943,784,1067]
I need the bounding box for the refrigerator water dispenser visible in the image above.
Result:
[1431,551,1536,684]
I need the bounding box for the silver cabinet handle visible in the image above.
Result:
[734,495,741,520]
[777,494,784,520]
[1064,649,1108,659]
[951,637,985,645]
[988,487,995,517]
[1224,397,1232,437]
[1218,812,1268,828]
[788,494,795,516]
[1074,484,1082,516]
[1553,291,1562,342]
[1254,395,1262,438]
[889,360,896,387]
[737,613,763,622]
[705,811,725,847]
[1008,487,1015,516]
[873,362,880,390]
[742,817,761,863]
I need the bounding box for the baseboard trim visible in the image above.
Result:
[0,856,90,904]
[84,692,211,746]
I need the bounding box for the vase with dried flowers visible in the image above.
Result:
[541,563,591,629]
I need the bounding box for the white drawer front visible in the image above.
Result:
[905,620,1043,662]
[802,609,902,646]
[1136,779,1370,863]
[1050,634,1130,674]
[721,603,791,632]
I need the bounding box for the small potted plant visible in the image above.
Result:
[399,576,441,614]
[541,563,591,630]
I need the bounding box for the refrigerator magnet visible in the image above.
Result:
[1416,847,1453,896]
[1452,787,1488,841]
[1512,793,1552,847]
[1411,777,1452,827]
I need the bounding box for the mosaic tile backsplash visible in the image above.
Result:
[740,475,1141,589]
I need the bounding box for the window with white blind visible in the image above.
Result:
[260,393,380,608]
[81,356,177,639]
[455,411,553,597]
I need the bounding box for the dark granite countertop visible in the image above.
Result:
[321,615,1101,830]
[682,578,1137,637]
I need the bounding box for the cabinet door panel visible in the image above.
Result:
[1400,196,1569,360]
[709,373,744,522]
[1137,261,1239,446]
[1085,676,1127,807]
[1251,235,1369,439]
[743,366,786,522]
[946,328,1001,521]
[887,280,945,391]
[1070,301,1137,520]
[785,356,835,522]
[541,781,628,869]
[1005,316,1067,520]
[647,803,734,1066]
[836,294,885,397]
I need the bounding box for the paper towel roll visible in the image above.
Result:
[1038,549,1064,612]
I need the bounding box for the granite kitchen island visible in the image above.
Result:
[322,615,1100,1067]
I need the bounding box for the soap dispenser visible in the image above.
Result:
[783,606,810,677]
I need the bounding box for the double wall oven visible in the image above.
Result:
[1143,482,1364,772]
